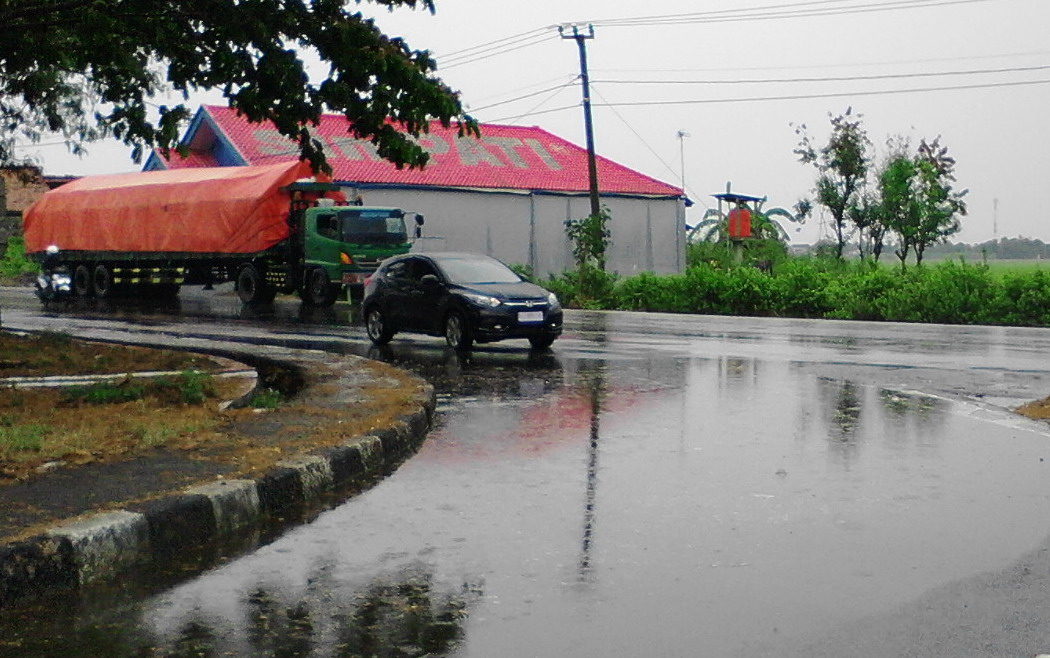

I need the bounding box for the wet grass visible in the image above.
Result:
[0,331,244,482]
[0,331,428,493]
[0,331,220,377]
[0,373,241,482]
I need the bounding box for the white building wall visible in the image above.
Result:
[349,186,685,277]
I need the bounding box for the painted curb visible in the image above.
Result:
[0,368,435,609]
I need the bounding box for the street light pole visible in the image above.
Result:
[676,130,690,194]
[560,24,600,218]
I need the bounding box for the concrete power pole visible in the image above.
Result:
[560,24,600,218]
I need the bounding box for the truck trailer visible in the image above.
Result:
[22,161,421,306]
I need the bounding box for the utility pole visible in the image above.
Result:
[560,24,600,218]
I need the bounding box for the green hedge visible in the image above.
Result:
[547,259,1050,327]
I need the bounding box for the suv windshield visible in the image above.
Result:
[439,257,521,284]
[340,210,408,245]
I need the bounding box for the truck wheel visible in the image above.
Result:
[304,268,338,307]
[236,264,276,304]
[92,264,113,298]
[73,265,94,298]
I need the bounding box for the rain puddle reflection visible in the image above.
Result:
[2,319,1050,656]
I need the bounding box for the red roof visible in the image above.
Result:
[162,105,681,197]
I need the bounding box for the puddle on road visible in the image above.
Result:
[5,347,1050,657]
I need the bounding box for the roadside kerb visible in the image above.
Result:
[0,339,435,609]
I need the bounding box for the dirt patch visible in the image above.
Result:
[1016,397,1050,421]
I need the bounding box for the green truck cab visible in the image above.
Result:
[304,202,423,303]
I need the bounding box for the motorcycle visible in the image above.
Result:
[35,268,72,302]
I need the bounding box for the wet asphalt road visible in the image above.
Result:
[3,285,1050,656]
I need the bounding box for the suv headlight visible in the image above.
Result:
[463,292,502,308]
[547,292,561,310]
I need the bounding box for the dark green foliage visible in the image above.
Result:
[62,381,147,405]
[0,236,36,279]
[60,371,215,405]
[556,257,1050,327]
[0,0,476,171]
[545,264,617,310]
[992,270,1050,327]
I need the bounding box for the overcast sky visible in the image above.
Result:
[24,0,1050,246]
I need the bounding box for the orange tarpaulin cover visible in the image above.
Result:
[23,161,327,255]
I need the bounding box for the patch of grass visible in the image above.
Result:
[0,331,222,377]
[62,380,148,405]
[153,371,217,404]
[251,388,282,409]
[0,421,49,453]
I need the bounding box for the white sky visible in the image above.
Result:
[22,0,1050,245]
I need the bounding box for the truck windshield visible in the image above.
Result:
[339,210,408,245]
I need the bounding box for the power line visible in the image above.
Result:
[592,0,999,27]
[468,79,578,113]
[438,32,557,69]
[482,76,1049,122]
[591,63,1050,86]
[589,86,704,203]
[435,27,550,60]
[592,50,1050,75]
[590,77,1050,107]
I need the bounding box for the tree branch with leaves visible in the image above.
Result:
[0,0,477,171]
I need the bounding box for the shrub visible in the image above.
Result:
[0,236,36,279]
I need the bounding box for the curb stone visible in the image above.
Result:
[0,352,435,609]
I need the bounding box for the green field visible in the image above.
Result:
[929,257,1050,275]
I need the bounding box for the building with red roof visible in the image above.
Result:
[145,105,686,276]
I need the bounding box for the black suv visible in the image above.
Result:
[362,252,563,350]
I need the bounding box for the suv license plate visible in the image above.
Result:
[517,311,544,324]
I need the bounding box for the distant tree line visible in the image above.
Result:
[926,236,1050,260]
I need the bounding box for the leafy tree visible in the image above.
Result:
[0,0,476,171]
[910,137,967,264]
[880,137,967,266]
[794,108,871,259]
[879,152,921,266]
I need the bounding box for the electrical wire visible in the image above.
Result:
[468,78,579,113]
[589,86,679,182]
[591,63,1050,87]
[483,76,1048,122]
[589,0,999,27]
[438,32,558,70]
[589,77,1050,107]
[592,50,1050,75]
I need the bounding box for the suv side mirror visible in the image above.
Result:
[420,274,440,288]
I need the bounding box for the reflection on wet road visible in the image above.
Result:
[3,286,1050,656]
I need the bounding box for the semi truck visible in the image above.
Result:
[22,161,422,306]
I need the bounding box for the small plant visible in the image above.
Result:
[508,263,534,282]
[251,388,282,409]
[154,371,216,404]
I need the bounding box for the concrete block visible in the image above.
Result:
[276,456,333,501]
[184,480,260,537]
[47,511,149,585]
